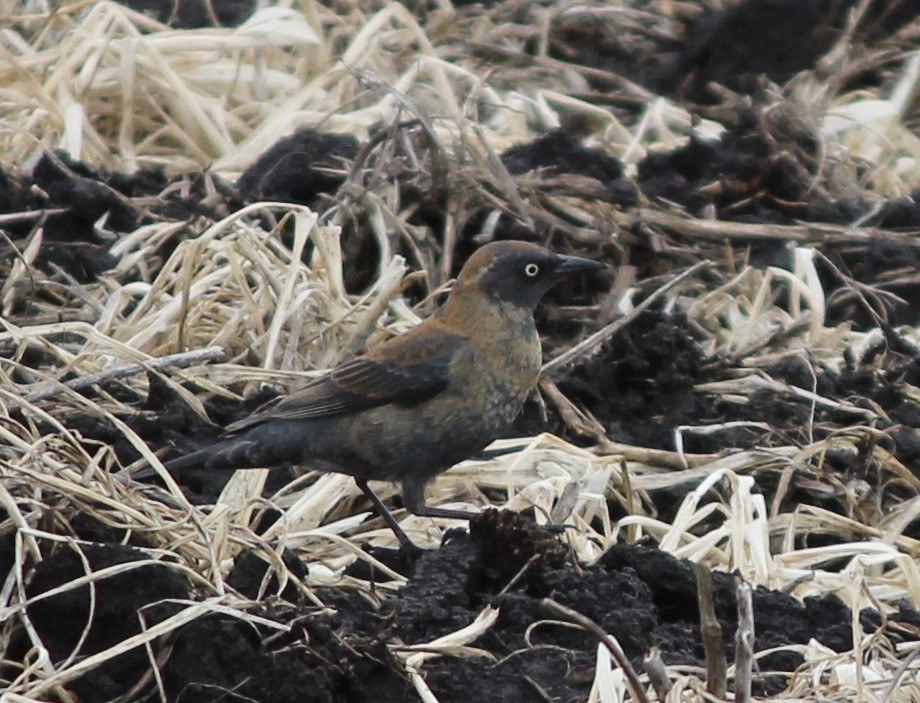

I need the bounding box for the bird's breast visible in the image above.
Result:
[453,314,541,420]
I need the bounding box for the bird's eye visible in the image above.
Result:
[524,263,540,277]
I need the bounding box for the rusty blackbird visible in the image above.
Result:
[161,241,602,549]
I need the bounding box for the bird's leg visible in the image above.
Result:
[402,479,479,521]
[405,479,568,534]
[353,478,423,554]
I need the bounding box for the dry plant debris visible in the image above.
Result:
[2,0,920,701]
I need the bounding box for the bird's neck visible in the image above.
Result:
[439,286,540,365]
[440,284,542,396]
[440,283,537,338]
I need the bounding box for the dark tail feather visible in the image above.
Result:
[127,447,219,481]
[129,422,304,480]
[128,440,259,481]
[164,448,214,472]
[165,437,274,472]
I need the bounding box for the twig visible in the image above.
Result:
[734,578,754,703]
[0,208,70,226]
[879,644,920,703]
[497,554,541,597]
[537,378,608,442]
[631,208,920,247]
[541,260,711,377]
[523,676,555,703]
[24,347,225,402]
[467,42,655,103]
[643,648,673,700]
[541,599,650,703]
[593,440,720,469]
[697,562,727,698]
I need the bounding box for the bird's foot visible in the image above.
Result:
[354,478,428,555]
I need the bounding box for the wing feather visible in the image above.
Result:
[226,323,470,433]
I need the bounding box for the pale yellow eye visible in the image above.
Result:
[524,263,540,277]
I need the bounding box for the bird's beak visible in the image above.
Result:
[554,254,604,277]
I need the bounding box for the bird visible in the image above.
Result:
[154,240,602,550]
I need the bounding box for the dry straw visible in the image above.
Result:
[2,0,920,700]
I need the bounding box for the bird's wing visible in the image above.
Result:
[226,324,472,433]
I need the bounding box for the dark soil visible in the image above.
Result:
[548,0,920,102]
[119,0,256,28]
[7,512,915,702]
[5,0,920,700]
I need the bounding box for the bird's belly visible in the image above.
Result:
[297,376,529,483]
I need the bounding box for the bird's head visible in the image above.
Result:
[453,240,603,311]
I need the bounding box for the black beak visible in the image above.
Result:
[554,254,604,277]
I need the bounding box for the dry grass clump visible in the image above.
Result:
[2,0,920,700]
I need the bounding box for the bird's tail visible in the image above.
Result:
[128,438,263,481]
[163,447,216,472]
[165,435,277,472]
[130,422,303,480]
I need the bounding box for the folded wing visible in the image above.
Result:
[226,324,471,432]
